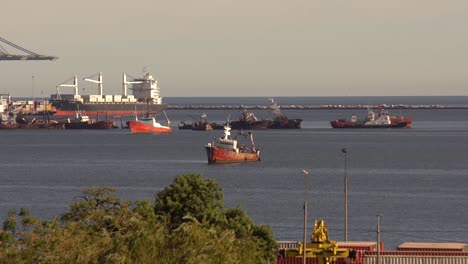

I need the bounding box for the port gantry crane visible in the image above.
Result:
[0,36,58,61]
[279,219,356,264]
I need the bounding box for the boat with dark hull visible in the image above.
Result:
[0,113,64,129]
[63,112,113,129]
[178,113,217,131]
[205,124,260,164]
[213,99,302,130]
[51,72,167,116]
[330,107,413,129]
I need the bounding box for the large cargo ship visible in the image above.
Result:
[50,72,167,116]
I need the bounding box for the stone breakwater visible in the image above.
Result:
[167,104,468,110]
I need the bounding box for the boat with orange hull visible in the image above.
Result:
[205,124,260,164]
[330,106,413,129]
[390,116,414,128]
[128,111,172,134]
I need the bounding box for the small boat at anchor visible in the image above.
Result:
[205,124,260,164]
[128,111,172,134]
[64,112,114,129]
[330,106,413,129]
[178,113,217,131]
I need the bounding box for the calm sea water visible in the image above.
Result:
[1,97,467,250]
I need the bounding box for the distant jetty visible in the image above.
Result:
[167,104,468,110]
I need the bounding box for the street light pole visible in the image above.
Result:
[32,75,35,112]
[376,214,382,264]
[302,169,309,264]
[341,148,348,241]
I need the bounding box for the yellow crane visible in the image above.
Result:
[279,219,356,264]
[0,36,57,61]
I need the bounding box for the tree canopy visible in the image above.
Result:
[0,173,277,263]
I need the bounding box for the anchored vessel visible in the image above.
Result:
[128,111,172,134]
[64,112,113,129]
[178,113,218,131]
[212,99,303,130]
[205,124,260,164]
[51,72,167,116]
[330,107,413,129]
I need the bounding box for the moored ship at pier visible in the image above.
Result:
[50,72,167,116]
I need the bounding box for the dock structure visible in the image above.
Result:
[276,241,468,264]
[0,36,57,61]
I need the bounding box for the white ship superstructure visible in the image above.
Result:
[50,71,166,116]
[54,71,162,105]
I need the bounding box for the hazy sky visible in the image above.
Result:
[2,0,468,97]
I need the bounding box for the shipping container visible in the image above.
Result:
[397,243,468,252]
[278,241,300,249]
[363,255,468,264]
[338,241,379,252]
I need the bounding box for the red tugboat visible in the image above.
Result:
[330,106,413,129]
[128,111,172,134]
[205,124,260,164]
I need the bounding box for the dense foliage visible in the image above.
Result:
[0,174,277,263]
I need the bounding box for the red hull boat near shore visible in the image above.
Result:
[205,124,260,164]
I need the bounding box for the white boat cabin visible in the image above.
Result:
[214,125,238,151]
[136,117,167,128]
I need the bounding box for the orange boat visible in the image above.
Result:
[128,111,172,134]
[205,124,260,164]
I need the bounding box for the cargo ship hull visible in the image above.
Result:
[51,100,167,116]
[205,146,260,164]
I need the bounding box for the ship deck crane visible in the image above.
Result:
[0,36,58,61]
[56,75,79,99]
[83,72,103,96]
[279,219,356,264]
[123,72,144,97]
